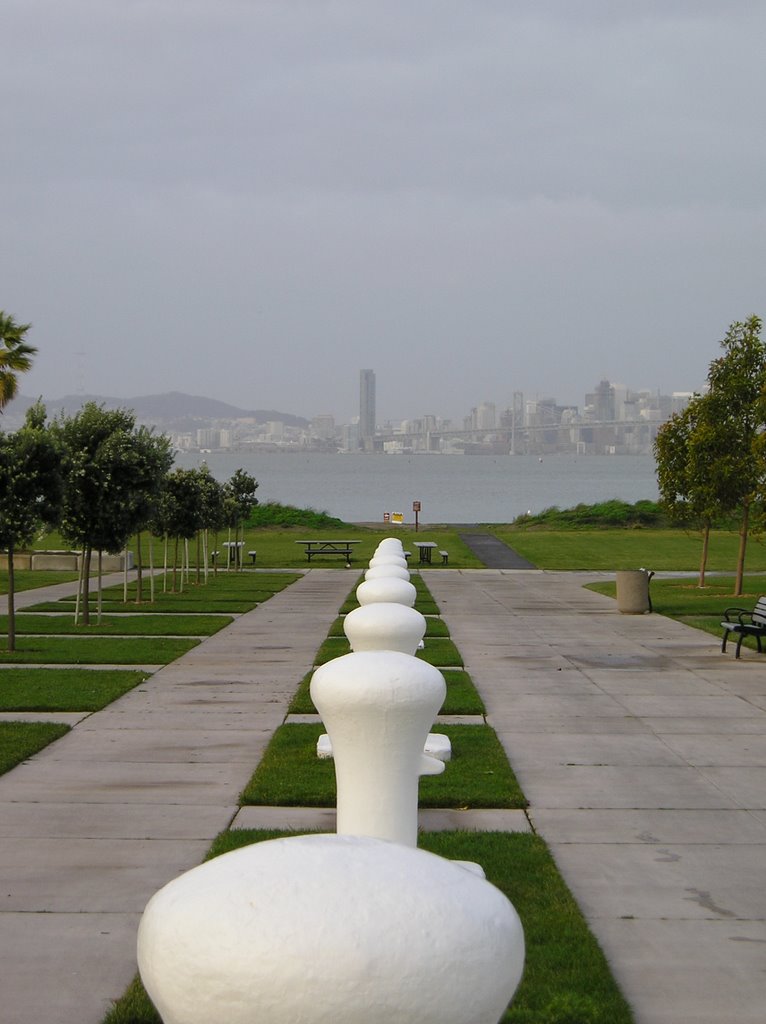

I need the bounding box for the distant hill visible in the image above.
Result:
[2,392,310,430]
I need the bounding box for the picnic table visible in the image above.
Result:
[413,541,438,564]
[296,540,361,562]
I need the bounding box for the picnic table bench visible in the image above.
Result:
[721,596,766,658]
[296,540,360,563]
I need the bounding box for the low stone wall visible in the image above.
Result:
[0,550,135,571]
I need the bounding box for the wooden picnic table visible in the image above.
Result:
[295,540,361,562]
[413,541,438,564]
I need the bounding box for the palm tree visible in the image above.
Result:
[0,311,37,410]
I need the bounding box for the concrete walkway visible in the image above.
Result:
[0,570,354,1024]
[425,569,766,1024]
[3,568,766,1022]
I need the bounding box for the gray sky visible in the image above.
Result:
[2,1,764,424]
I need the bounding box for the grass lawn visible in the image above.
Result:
[0,570,81,595]
[24,572,299,615]
[240,723,526,809]
[0,721,71,774]
[0,614,232,636]
[0,668,149,711]
[0,635,198,664]
[313,634,464,667]
[103,829,633,1024]
[493,526,766,571]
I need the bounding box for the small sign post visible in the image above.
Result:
[412,500,421,533]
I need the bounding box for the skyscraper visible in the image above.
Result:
[359,369,376,448]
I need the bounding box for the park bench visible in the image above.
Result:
[439,550,449,565]
[248,550,257,565]
[720,597,766,658]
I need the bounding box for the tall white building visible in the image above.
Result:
[359,369,376,448]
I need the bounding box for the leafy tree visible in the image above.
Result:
[223,469,258,570]
[54,403,170,622]
[155,468,204,591]
[704,315,766,595]
[0,402,62,649]
[654,392,724,586]
[0,311,37,410]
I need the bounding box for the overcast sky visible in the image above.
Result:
[2,1,764,424]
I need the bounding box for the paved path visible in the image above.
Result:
[3,567,766,1023]
[458,532,537,569]
[0,570,354,1024]
[425,569,766,1024]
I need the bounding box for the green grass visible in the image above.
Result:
[0,720,71,774]
[25,572,299,615]
[288,666,485,716]
[0,636,198,664]
[0,570,81,594]
[104,830,633,1024]
[0,614,232,636]
[240,723,526,809]
[0,668,149,711]
[493,526,766,571]
[312,634,463,667]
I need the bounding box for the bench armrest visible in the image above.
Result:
[723,607,753,624]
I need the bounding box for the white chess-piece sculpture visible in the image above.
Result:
[364,563,410,582]
[357,576,417,607]
[137,832,525,1024]
[369,554,409,570]
[311,650,445,846]
[375,537,405,554]
[344,602,426,655]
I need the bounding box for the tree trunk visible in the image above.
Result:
[149,534,155,604]
[135,533,143,605]
[698,521,711,588]
[97,549,103,625]
[163,535,168,593]
[173,536,179,592]
[734,500,750,597]
[195,532,201,585]
[81,546,92,625]
[7,540,16,653]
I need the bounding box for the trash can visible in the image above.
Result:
[615,569,651,614]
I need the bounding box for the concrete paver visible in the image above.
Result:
[425,569,766,1024]
[0,569,354,1024]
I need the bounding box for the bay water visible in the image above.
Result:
[174,451,659,525]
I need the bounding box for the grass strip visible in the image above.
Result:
[0,668,149,711]
[0,636,198,664]
[102,829,633,1024]
[0,721,71,774]
[288,667,485,716]
[0,570,81,595]
[313,634,463,667]
[0,614,232,636]
[240,723,525,809]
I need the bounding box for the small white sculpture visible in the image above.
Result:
[311,650,446,846]
[357,577,417,607]
[137,833,525,1024]
[369,554,409,570]
[375,537,405,553]
[344,603,426,655]
[364,564,410,582]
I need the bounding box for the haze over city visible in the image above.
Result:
[2,2,763,423]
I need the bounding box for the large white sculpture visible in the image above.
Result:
[137,833,525,1024]
[311,650,445,846]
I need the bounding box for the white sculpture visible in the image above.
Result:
[364,564,410,582]
[343,603,426,654]
[356,576,417,607]
[311,650,445,846]
[137,833,525,1024]
[369,553,409,570]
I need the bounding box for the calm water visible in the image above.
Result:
[174,452,659,524]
